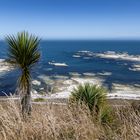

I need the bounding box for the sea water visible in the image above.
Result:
[0,40,140,95]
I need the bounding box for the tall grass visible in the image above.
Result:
[70,83,113,124]
[0,100,140,140]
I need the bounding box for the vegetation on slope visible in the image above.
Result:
[0,99,140,140]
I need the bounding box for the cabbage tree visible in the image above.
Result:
[6,32,40,115]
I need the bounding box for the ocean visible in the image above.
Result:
[0,40,140,96]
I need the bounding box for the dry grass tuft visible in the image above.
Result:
[0,100,140,140]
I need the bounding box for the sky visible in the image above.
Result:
[0,0,140,40]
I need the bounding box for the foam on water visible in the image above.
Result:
[72,55,81,58]
[129,64,140,71]
[0,59,14,73]
[96,52,140,62]
[37,75,54,85]
[83,73,96,76]
[97,72,112,76]
[69,72,81,77]
[52,75,69,80]
[74,50,140,62]
[32,80,41,86]
[48,62,68,66]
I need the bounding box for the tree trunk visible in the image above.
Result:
[21,82,32,116]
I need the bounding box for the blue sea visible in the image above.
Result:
[0,40,140,96]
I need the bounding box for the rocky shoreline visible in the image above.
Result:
[0,58,140,100]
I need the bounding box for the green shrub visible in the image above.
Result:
[34,98,45,102]
[70,83,107,113]
[69,83,113,124]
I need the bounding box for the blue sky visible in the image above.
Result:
[0,0,140,39]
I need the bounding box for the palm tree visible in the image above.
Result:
[6,32,40,115]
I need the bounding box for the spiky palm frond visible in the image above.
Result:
[6,32,40,89]
[70,83,107,112]
[6,32,40,69]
